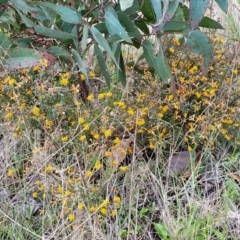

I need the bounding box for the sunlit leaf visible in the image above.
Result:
[120,0,134,11]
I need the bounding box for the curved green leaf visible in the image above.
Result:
[16,10,36,27]
[184,29,212,69]
[34,25,75,39]
[189,0,210,30]
[199,16,224,29]
[215,0,228,14]
[150,0,162,22]
[94,43,111,88]
[81,25,88,51]
[154,223,170,240]
[90,26,118,68]
[143,40,171,82]
[135,21,149,34]
[105,7,132,44]
[71,49,88,80]
[30,1,82,24]
[120,0,134,11]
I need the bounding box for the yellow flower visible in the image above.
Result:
[113,137,121,144]
[40,58,48,67]
[79,135,86,142]
[4,112,13,120]
[111,209,117,217]
[80,73,86,81]
[60,77,69,86]
[98,93,105,99]
[33,66,40,71]
[45,120,54,127]
[104,129,112,137]
[89,206,96,212]
[32,192,38,198]
[105,91,112,97]
[32,106,40,116]
[219,38,225,44]
[78,117,85,124]
[87,94,94,101]
[64,190,72,197]
[100,208,107,215]
[233,69,238,75]
[45,164,55,172]
[167,94,174,101]
[119,166,129,172]
[94,160,102,170]
[61,136,69,142]
[127,107,135,116]
[221,119,233,124]
[113,196,121,203]
[83,124,90,131]
[89,71,95,77]
[99,199,109,208]
[7,169,15,177]
[86,170,93,177]
[57,186,63,194]
[68,214,75,222]
[78,203,85,210]
[169,47,174,53]
[158,112,164,118]
[136,118,145,126]
[8,78,16,86]
[93,133,99,140]
[188,146,193,151]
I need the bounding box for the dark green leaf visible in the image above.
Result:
[90,26,118,68]
[94,43,111,88]
[184,29,212,69]
[189,0,210,30]
[105,7,132,44]
[135,21,150,34]
[34,25,75,39]
[138,0,156,23]
[199,16,224,29]
[0,0,8,3]
[30,1,82,24]
[215,0,228,13]
[94,23,108,34]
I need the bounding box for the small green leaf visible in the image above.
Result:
[120,0,134,11]
[31,2,82,24]
[34,25,75,39]
[105,7,132,44]
[90,26,119,68]
[215,0,228,14]
[71,49,88,80]
[135,21,149,34]
[154,223,170,240]
[94,43,111,87]
[190,0,210,30]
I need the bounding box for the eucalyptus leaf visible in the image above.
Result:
[215,0,228,14]
[71,49,88,79]
[34,25,75,39]
[120,0,134,11]
[105,6,133,44]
